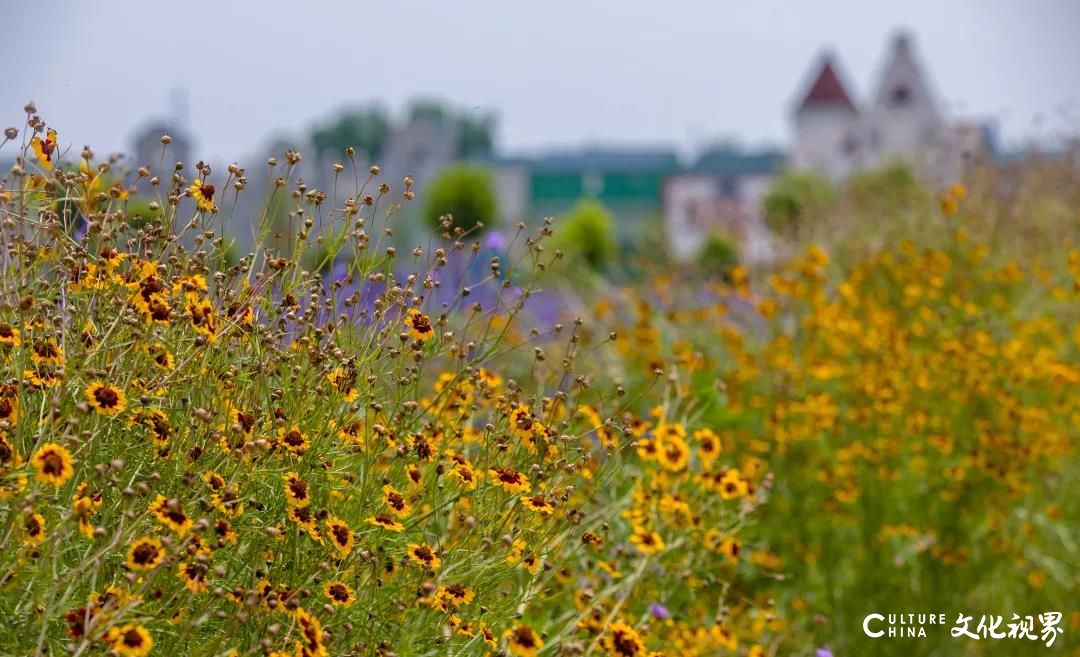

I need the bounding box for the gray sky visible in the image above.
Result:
[2,0,1078,162]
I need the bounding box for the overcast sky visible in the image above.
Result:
[2,1,1077,163]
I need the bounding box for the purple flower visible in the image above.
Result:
[816,648,833,657]
[648,602,671,620]
[484,230,508,251]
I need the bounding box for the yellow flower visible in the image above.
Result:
[326,368,358,402]
[717,468,749,500]
[656,433,690,472]
[295,608,327,657]
[629,526,665,555]
[603,621,645,657]
[31,442,74,487]
[149,494,193,536]
[325,516,354,557]
[126,536,166,571]
[521,494,554,515]
[283,472,311,508]
[505,624,543,657]
[31,337,64,366]
[278,425,309,455]
[382,484,411,517]
[30,128,58,170]
[189,178,217,212]
[0,322,20,347]
[85,381,127,416]
[434,584,475,612]
[177,559,209,594]
[488,468,531,494]
[406,543,441,570]
[366,513,404,532]
[106,624,153,657]
[447,462,478,489]
[23,512,46,546]
[404,308,435,342]
[324,580,354,607]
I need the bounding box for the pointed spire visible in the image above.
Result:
[797,54,856,113]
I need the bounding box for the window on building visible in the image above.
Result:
[890,85,912,107]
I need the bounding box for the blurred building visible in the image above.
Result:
[130,121,193,177]
[792,30,995,182]
[495,148,679,244]
[663,148,785,264]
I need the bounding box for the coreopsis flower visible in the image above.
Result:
[24,512,46,546]
[189,179,217,213]
[0,385,18,426]
[406,543,441,570]
[366,513,404,532]
[177,559,209,594]
[295,608,327,657]
[603,621,646,657]
[30,128,58,170]
[520,553,542,574]
[404,308,435,342]
[629,526,665,555]
[506,538,526,566]
[283,472,311,507]
[325,516,354,557]
[0,322,20,347]
[582,532,604,548]
[656,433,690,472]
[23,368,60,389]
[31,442,74,487]
[447,462,478,489]
[324,580,354,607]
[287,506,322,541]
[489,468,531,494]
[85,382,127,416]
[704,530,742,565]
[521,494,554,515]
[186,297,217,341]
[145,343,175,370]
[214,518,238,545]
[31,337,64,366]
[509,404,543,440]
[326,367,358,402]
[148,494,192,536]
[692,428,722,468]
[382,485,411,517]
[505,624,543,657]
[0,433,19,469]
[126,536,166,571]
[106,623,154,657]
[278,426,309,455]
[130,408,171,452]
[716,468,749,500]
[433,584,474,612]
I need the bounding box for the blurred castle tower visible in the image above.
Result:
[792,31,987,182]
[130,88,193,177]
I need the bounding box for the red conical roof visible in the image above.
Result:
[797,57,856,112]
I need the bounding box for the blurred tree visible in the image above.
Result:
[762,170,836,239]
[456,113,495,159]
[550,199,617,272]
[696,234,740,279]
[423,165,498,234]
[311,106,391,161]
[848,160,928,212]
[408,98,495,159]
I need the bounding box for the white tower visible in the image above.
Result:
[863,31,945,173]
[792,53,860,180]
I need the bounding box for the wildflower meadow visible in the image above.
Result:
[0,105,1077,657]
